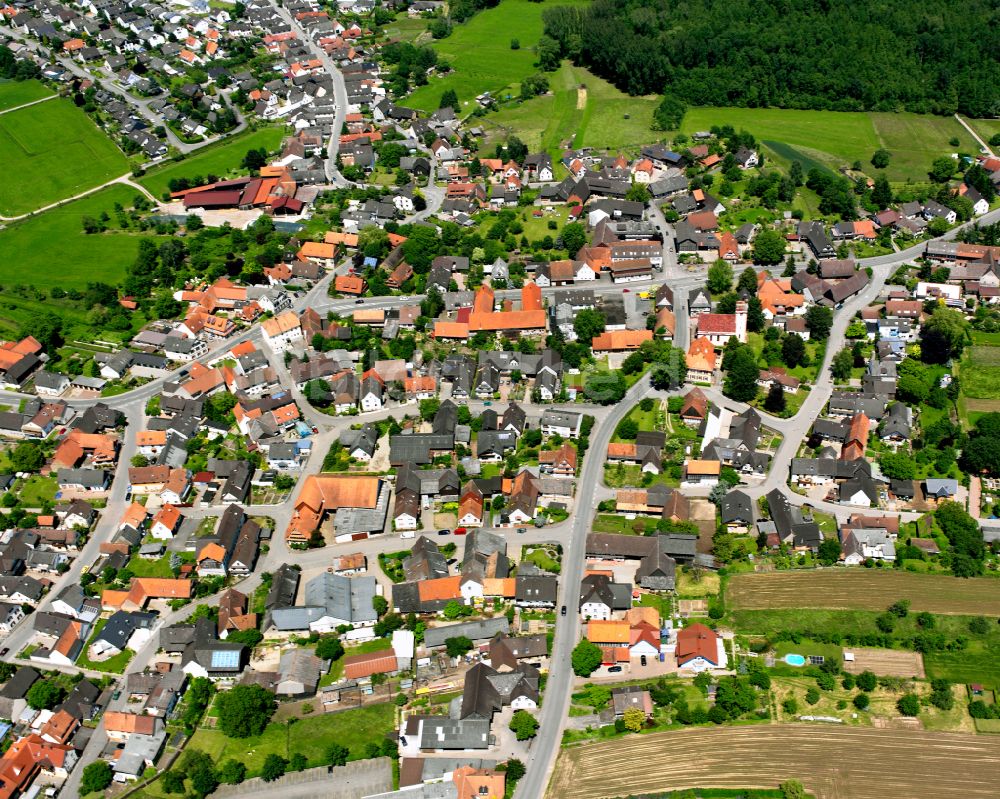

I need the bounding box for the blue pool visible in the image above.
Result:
[784,654,806,667]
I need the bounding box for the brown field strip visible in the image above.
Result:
[548,725,1000,799]
[842,647,925,678]
[727,571,1000,615]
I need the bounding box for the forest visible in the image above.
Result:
[541,0,1000,117]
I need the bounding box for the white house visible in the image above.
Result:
[261,311,304,353]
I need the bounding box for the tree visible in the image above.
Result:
[781,333,807,367]
[261,754,287,782]
[929,156,956,182]
[707,260,733,294]
[805,305,833,339]
[751,228,786,265]
[80,761,113,794]
[920,307,968,364]
[573,308,606,342]
[327,743,350,767]
[831,347,853,380]
[439,88,458,109]
[652,93,686,130]
[445,635,473,657]
[571,639,603,676]
[242,148,267,172]
[737,266,759,294]
[216,684,276,739]
[372,595,389,616]
[26,680,64,710]
[316,637,344,661]
[897,693,921,716]
[723,346,760,402]
[871,149,891,169]
[878,452,917,480]
[11,442,45,472]
[162,770,187,794]
[561,222,587,254]
[289,753,308,772]
[871,173,893,209]
[504,759,526,782]
[818,537,842,565]
[780,780,807,799]
[218,759,247,785]
[622,706,647,732]
[764,381,786,413]
[615,418,639,440]
[419,397,441,421]
[509,709,539,740]
[969,616,990,635]
[747,296,766,332]
[855,670,877,691]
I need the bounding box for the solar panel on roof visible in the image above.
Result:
[211,650,241,669]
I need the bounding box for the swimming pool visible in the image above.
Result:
[784,654,806,667]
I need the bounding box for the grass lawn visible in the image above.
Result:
[0,97,128,215]
[384,14,430,43]
[481,61,661,161]
[676,570,720,598]
[591,513,633,535]
[404,0,590,113]
[76,619,134,673]
[185,703,394,777]
[126,554,175,579]
[18,475,58,507]
[958,346,1000,400]
[603,465,679,489]
[0,80,53,111]
[139,126,286,198]
[730,607,1000,687]
[965,118,1000,147]
[680,107,977,183]
[522,544,560,574]
[0,184,141,292]
[611,401,661,442]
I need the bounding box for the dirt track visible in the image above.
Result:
[547,725,1000,799]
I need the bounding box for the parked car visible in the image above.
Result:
[641,655,647,666]
[0,648,8,657]
[437,528,450,535]
[454,527,467,535]
[517,527,527,534]
[355,298,365,304]
[608,665,623,673]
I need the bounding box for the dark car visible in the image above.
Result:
[560,605,567,616]
[640,655,647,666]
[0,648,8,657]
[437,528,450,535]
[355,298,365,304]
[517,527,527,534]
[608,665,623,673]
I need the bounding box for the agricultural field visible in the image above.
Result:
[727,571,1000,616]
[680,107,978,183]
[548,726,1000,799]
[0,96,129,216]
[0,80,53,111]
[404,0,589,113]
[481,61,661,160]
[138,126,286,198]
[842,647,926,679]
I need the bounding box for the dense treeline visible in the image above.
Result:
[541,0,1000,117]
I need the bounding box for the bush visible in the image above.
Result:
[80,761,113,794]
[968,616,991,635]
[852,692,871,710]
[261,754,287,782]
[897,693,921,716]
[855,670,878,691]
[805,687,820,705]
